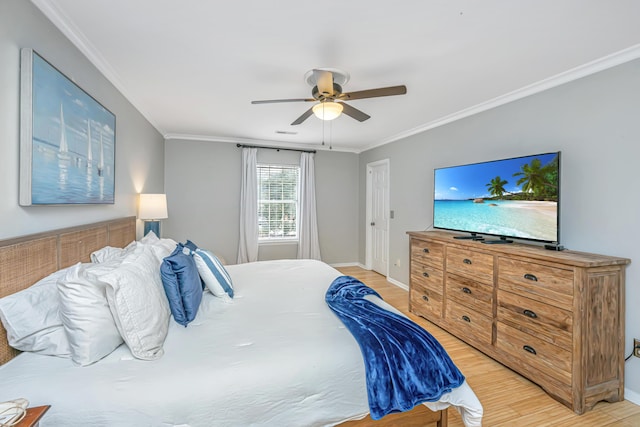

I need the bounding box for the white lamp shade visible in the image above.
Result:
[312,102,343,120]
[138,194,168,220]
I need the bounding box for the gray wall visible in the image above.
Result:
[163,139,359,265]
[359,58,640,397]
[0,0,164,240]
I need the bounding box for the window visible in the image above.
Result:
[257,164,299,241]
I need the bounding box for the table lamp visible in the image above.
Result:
[138,193,168,236]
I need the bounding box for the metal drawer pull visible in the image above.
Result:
[422,295,429,301]
[524,273,538,281]
[462,287,472,294]
[462,315,471,323]
[422,272,429,277]
[523,309,537,319]
[523,345,537,355]
[423,248,430,253]
[463,258,472,265]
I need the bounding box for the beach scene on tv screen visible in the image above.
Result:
[434,153,559,241]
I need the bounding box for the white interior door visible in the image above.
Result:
[367,160,389,276]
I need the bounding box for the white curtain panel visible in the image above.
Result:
[297,152,321,260]
[237,148,259,264]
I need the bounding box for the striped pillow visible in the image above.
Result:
[193,249,234,301]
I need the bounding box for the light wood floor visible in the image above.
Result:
[335,266,640,427]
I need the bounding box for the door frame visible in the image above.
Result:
[365,158,390,274]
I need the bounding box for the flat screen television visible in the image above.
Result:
[433,152,560,244]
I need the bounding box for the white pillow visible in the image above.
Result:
[0,268,72,357]
[90,246,126,263]
[57,262,124,366]
[139,230,160,245]
[151,237,178,260]
[139,232,177,264]
[102,244,170,360]
[193,249,234,302]
[91,240,140,264]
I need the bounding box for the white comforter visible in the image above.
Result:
[0,259,481,426]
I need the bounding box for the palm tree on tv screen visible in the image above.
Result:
[486,176,509,198]
[513,156,559,200]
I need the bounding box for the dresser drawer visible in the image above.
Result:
[411,239,444,269]
[498,258,573,308]
[445,246,494,285]
[497,290,572,349]
[496,322,571,385]
[446,273,493,316]
[445,300,492,345]
[411,261,444,294]
[410,282,443,320]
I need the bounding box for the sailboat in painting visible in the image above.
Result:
[97,130,104,177]
[57,104,70,161]
[86,119,93,169]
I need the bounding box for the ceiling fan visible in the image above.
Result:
[251,68,407,126]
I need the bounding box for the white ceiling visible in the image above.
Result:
[33,0,640,153]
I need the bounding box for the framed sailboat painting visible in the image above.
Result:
[19,48,116,205]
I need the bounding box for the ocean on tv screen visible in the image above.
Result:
[433,199,557,241]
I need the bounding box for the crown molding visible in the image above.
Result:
[361,43,640,153]
[163,133,360,153]
[32,0,166,135]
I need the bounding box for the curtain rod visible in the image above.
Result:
[236,143,316,154]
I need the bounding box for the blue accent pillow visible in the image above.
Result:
[160,243,204,326]
[184,239,198,251]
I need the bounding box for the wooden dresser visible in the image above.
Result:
[407,230,630,414]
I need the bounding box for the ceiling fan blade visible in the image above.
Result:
[291,107,314,125]
[339,102,371,122]
[251,98,315,104]
[338,85,407,101]
[314,69,334,97]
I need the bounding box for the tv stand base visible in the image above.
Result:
[482,237,513,244]
[453,233,484,241]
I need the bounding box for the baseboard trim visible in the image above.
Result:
[625,388,640,406]
[387,276,409,291]
[330,263,409,291]
[329,262,364,268]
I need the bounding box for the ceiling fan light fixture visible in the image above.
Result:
[312,102,343,121]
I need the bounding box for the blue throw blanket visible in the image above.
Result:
[325,275,465,420]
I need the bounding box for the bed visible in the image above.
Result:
[0,217,482,426]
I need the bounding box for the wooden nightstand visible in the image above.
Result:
[16,406,50,427]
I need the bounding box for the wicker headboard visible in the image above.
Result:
[0,216,136,365]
